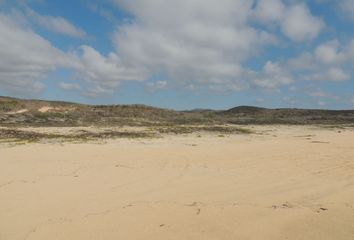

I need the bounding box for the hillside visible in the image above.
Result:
[1,96,354,126]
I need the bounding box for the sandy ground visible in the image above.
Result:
[1,125,354,240]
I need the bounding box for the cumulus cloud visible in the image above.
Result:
[253,0,286,23]
[306,68,350,82]
[289,39,354,82]
[327,68,350,82]
[0,12,145,96]
[107,0,323,91]
[314,40,345,64]
[281,4,324,42]
[72,45,147,89]
[26,8,87,38]
[338,0,354,21]
[254,1,324,42]
[250,61,293,89]
[0,13,69,95]
[112,0,281,90]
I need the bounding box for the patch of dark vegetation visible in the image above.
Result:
[74,130,154,140]
[0,100,20,112]
[154,126,252,134]
[0,125,252,144]
[0,128,46,142]
[0,128,154,143]
[319,124,354,129]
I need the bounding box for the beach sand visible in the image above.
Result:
[1,125,354,240]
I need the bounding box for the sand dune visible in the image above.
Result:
[1,125,354,240]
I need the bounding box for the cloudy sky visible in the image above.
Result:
[0,0,354,109]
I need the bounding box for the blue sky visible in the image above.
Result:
[0,0,354,110]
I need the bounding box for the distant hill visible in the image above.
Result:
[0,96,353,126]
[226,106,266,113]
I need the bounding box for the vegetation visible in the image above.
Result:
[0,128,155,144]
[0,96,353,128]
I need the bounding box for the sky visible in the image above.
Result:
[0,0,354,110]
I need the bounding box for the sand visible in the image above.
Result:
[1,125,354,240]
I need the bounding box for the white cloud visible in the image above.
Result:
[253,0,286,23]
[338,0,354,21]
[254,1,324,42]
[288,39,353,83]
[146,81,168,92]
[59,82,81,91]
[112,0,281,91]
[0,13,146,97]
[81,85,114,98]
[314,40,345,64]
[281,3,324,42]
[305,68,350,82]
[327,68,350,82]
[71,45,148,94]
[251,61,293,89]
[310,88,340,101]
[26,8,87,38]
[0,13,69,95]
[288,52,317,70]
